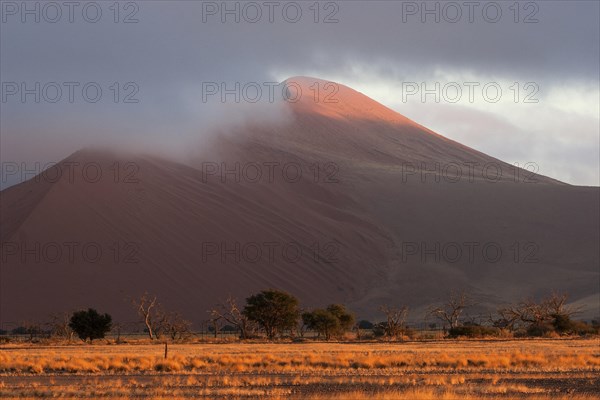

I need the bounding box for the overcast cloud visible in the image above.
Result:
[1,0,598,187]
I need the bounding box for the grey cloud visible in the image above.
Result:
[1,0,598,186]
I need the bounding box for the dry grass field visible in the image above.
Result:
[1,338,599,398]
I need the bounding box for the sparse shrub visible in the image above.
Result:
[552,314,577,334]
[372,322,386,338]
[526,322,554,337]
[561,320,597,336]
[448,325,501,338]
[404,327,416,339]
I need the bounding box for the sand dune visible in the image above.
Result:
[1,77,598,326]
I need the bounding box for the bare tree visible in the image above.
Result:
[428,290,474,329]
[209,296,255,339]
[489,307,522,331]
[160,312,192,340]
[48,312,74,341]
[519,298,552,325]
[133,292,160,339]
[545,292,579,319]
[208,316,221,338]
[494,291,580,332]
[379,305,409,339]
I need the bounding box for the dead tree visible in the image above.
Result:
[489,307,522,331]
[379,305,409,339]
[133,292,160,340]
[161,312,192,340]
[495,291,580,332]
[428,290,474,329]
[48,312,74,341]
[133,293,194,340]
[545,292,579,319]
[209,296,255,339]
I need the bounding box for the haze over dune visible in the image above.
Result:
[1,77,598,326]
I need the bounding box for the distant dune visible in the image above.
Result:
[1,77,598,326]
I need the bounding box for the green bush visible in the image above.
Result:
[69,309,112,342]
[243,289,299,340]
[302,304,355,340]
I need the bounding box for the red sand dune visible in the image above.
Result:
[1,77,598,326]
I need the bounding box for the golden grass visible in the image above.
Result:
[0,338,598,398]
[1,339,598,374]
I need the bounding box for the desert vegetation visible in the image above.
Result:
[2,289,598,343]
[1,289,598,398]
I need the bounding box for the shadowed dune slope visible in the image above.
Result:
[1,77,598,325]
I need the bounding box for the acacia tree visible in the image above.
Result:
[243,289,300,340]
[69,309,112,343]
[302,309,338,340]
[209,296,255,339]
[327,304,355,333]
[379,305,409,339]
[302,304,355,340]
[428,290,474,329]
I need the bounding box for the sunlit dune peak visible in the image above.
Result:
[282,76,416,125]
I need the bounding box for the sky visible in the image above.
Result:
[1,0,599,187]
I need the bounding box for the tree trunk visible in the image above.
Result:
[145,315,154,340]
